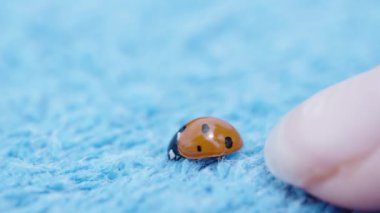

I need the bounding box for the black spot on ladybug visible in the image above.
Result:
[201,124,210,134]
[225,137,233,149]
[179,125,186,133]
[197,145,202,152]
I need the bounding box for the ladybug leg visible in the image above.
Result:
[197,157,219,170]
[217,156,225,162]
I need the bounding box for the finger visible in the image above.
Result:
[264,66,380,211]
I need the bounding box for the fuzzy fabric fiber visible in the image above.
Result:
[0,0,379,212]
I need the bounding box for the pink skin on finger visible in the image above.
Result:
[265,66,380,211]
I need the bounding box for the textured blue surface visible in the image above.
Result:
[0,0,379,212]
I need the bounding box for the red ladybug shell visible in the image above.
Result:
[168,117,243,160]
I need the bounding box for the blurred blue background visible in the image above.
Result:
[0,0,379,212]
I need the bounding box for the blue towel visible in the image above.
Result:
[0,0,379,212]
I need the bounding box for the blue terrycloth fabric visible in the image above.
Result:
[0,0,379,212]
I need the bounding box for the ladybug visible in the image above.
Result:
[167,117,243,160]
